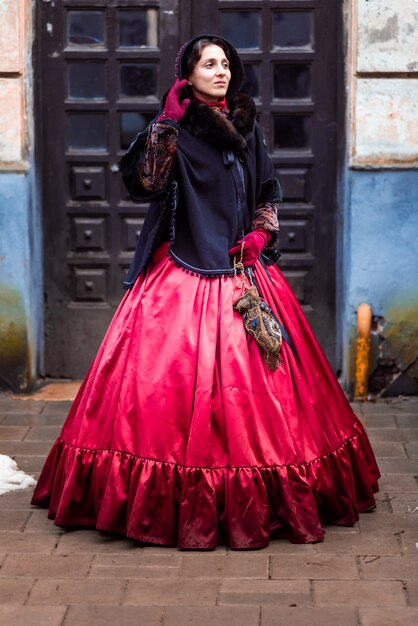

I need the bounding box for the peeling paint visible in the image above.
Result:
[344,171,418,396]
[0,0,21,73]
[0,78,24,162]
[368,303,418,395]
[357,1,418,73]
[367,15,399,44]
[352,78,418,167]
[0,284,30,390]
[0,172,41,392]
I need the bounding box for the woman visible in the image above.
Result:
[32,35,380,549]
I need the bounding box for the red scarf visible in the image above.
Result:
[195,96,227,111]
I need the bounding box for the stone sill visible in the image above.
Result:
[349,160,418,170]
[0,161,30,173]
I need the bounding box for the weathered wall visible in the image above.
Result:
[350,0,418,167]
[342,1,418,395]
[0,0,42,391]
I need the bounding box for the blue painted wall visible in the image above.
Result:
[342,170,418,394]
[0,171,43,390]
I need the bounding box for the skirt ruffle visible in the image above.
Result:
[32,243,380,548]
[33,419,378,549]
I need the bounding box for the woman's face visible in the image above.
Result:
[187,44,231,102]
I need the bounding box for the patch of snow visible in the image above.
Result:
[0,455,37,496]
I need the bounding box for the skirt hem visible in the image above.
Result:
[32,421,380,549]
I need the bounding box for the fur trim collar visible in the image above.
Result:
[180,93,256,152]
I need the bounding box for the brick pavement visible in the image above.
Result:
[0,392,417,626]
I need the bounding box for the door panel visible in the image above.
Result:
[205,1,339,362]
[39,0,340,376]
[40,0,180,376]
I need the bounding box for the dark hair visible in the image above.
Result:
[182,37,230,78]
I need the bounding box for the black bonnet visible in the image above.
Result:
[175,34,246,98]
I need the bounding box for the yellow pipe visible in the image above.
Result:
[354,303,372,401]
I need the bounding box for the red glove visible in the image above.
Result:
[229,229,272,267]
[157,79,190,123]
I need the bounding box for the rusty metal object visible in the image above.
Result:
[354,303,372,401]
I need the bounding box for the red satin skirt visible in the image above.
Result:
[32,243,380,549]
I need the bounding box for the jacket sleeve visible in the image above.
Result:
[118,119,178,202]
[138,122,179,193]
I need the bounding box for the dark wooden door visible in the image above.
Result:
[39,0,340,377]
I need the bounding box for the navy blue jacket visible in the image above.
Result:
[119,94,282,287]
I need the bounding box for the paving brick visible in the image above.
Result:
[40,402,72,416]
[0,488,35,510]
[56,530,140,553]
[322,523,359,534]
[359,415,397,428]
[395,415,418,428]
[360,555,418,580]
[261,606,358,626]
[362,401,417,415]
[316,532,401,555]
[89,563,179,579]
[270,554,359,579]
[406,581,418,606]
[164,605,260,626]
[387,493,418,514]
[0,425,30,440]
[124,580,218,606]
[143,544,228,555]
[401,429,418,442]
[361,404,399,415]
[359,512,418,533]
[25,426,61,441]
[219,579,311,606]
[179,554,268,579]
[368,413,410,422]
[377,459,418,474]
[314,580,406,606]
[368,428,418,443]
[359,607,418,626]
[65,605,163,626]
[0,605,66,626]
[0,553,92,578]
[28,578,126,605]
[371,442,407,457]
[378,475,418,493]
[2,413,66,426]
[0,441,52,456]
[0,531,58,553]
[13,455,47,473]
[350,401,364,414]
[400,532,418,556]
[0,578,35,603]
[405,442,418,458]
[24,510,64,532]
[372,496,392,513]
[94,553,181,567]
[0,400,45,414]
[0,510,30,531]
[256,541,316,554]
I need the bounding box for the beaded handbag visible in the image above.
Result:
[233,244,282,370]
